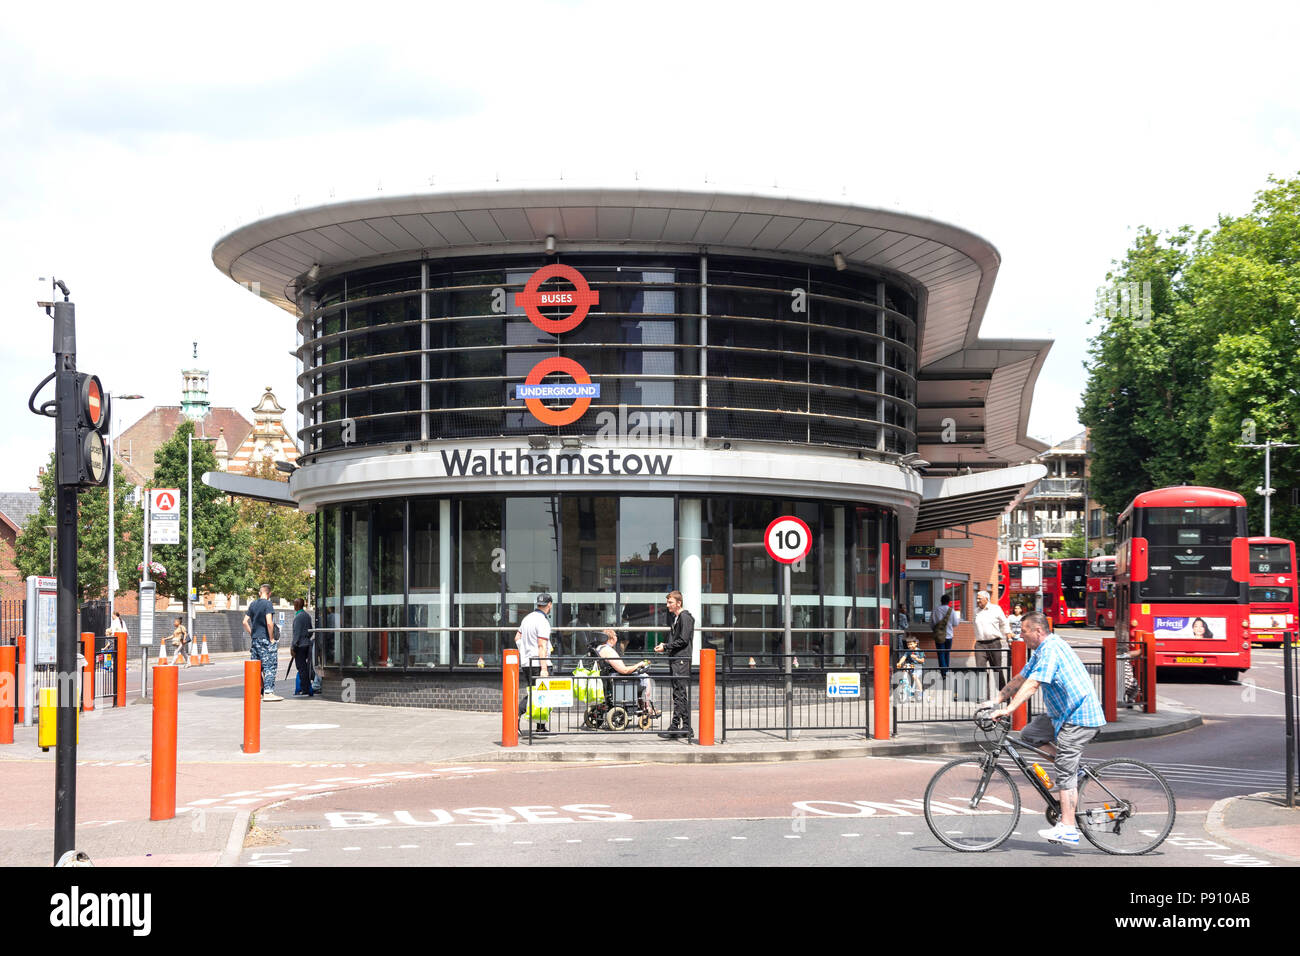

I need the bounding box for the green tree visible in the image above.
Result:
[14,452,144,602]
[147,419,252,611]
[1078,226,1209,516]
[1187,176,1300,540]
[234,457,315,603]
[1049,522,1086,559]
[1080,173,1300,540]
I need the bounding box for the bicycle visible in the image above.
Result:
[922,708,1176,854]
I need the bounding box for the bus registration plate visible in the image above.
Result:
[1174,656,1205,664]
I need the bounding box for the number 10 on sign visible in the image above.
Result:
[764,516,812,564]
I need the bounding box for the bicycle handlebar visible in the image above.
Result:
[973,706,1011,733]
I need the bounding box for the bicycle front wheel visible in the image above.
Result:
[923,757,1022,852]
[1077,758,1176,855]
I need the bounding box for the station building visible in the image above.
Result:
[211,187,1051,708]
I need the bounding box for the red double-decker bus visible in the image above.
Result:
[1247,537,1297,647]
[1086,555,1116,629]
[1114,486,1251,678]
[997,560,1040,615]
[1042,557,1088,627]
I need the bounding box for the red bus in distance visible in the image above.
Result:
[1246,537,1297,647]
[1086,556,1116,629]
[1114,486,1251,679]
[997,560,1040,615]
[1043,557,1088,628]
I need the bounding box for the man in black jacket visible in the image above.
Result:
[655,590,694,738]
[291,598,315,697]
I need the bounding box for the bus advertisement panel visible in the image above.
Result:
[1247,537,1297,647]
[1086,556,1116,629]
[1114,486,1251,678]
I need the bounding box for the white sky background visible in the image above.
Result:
[2,0,1298,491]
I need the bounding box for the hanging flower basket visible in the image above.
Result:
[137,561,168,578]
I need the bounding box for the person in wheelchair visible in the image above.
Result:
[594,628,661,721]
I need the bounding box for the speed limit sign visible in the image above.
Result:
[764,516,812,564]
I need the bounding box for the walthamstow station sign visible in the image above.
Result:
[514,264,601,426]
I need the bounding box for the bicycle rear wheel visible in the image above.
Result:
[923,757,1021,852]
[1077,758,1176,855]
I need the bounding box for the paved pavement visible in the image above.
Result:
[2,659,1292,866]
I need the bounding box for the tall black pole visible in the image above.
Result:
[51,299,79,862]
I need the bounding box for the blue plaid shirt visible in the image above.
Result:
[1020,635,1106,735]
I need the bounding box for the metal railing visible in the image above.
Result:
[1282,632,1299,806]
[1024,477,1085,498]
[719,653,874,739]
[518,653,673,740]
[1,599,23,644]
[313,625,671,670]
[94,635,118,705]
[893,648,1012,725]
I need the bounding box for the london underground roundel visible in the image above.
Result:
[515,264,600,334]
[522,357,596,426]
[764,516,813,564]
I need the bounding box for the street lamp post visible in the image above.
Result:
[187,431,217,646]
[106,393,143,630]
[1236,439,1299,536]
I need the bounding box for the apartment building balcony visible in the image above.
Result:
[1022,477,1085,500]
[1001,517,1083,540]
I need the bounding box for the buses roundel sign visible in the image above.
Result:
[515,264,600,334]
[765,516,812,565]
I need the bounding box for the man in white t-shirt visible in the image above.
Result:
[973,589,1013,691]
[516,594,553,733]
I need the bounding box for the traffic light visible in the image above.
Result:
[78,373,111,485]
[58,371,111,487]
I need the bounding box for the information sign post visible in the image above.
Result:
[765,516,813,741]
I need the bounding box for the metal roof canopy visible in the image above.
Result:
[202,471,297,507]
[213,184,1052,470]
[913,463,1047,532]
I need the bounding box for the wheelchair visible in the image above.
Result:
[582,671,661,731]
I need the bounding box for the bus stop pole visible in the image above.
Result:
[783,563,792,742]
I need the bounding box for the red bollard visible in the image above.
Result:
[243,659,261,753]
[1101,636,1117,723]
[81,632,95,713]
[502,651,519,748]
[0,645,14,744]
[698,648,715,746]
[873,643,890,740]
[1010,641,1028,731]
[151,664,178,820]
[114,631,127,710]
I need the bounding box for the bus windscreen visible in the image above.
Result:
[1138,507,1241,600]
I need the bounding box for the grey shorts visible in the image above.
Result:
[1020,715,1099,791]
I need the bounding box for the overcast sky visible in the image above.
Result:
[3,0,1298,492]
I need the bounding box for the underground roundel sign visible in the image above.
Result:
[764,516,813,564]
[513,264,601,427]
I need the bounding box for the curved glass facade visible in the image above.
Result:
[316,493,898,672]
[300,254,918,455]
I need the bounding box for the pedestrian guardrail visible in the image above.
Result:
[717,653,875,739]
[517,654,676,741]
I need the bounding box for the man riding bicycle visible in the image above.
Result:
[986,610,1105,847]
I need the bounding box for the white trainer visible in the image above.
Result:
[1038,822,1080,846]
